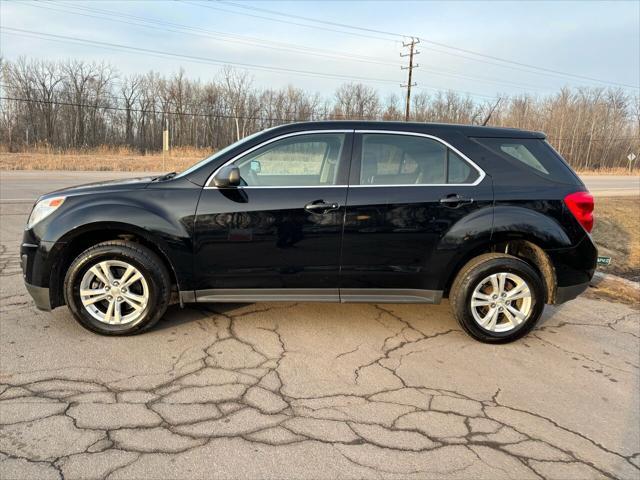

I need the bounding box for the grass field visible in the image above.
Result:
[0,147,206,172]
[592,196,640,282]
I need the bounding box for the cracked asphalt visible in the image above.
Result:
[1,196,640,479]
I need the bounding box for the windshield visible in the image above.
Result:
[175,129,269,179]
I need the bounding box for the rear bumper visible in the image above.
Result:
[555,281,589,304]
[546,234,597,304]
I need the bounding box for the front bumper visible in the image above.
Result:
[21,236,62,310]
[24,282,52,311]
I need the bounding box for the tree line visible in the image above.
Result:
[1,57,638,170]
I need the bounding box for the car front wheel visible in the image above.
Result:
[64,240,171,335]
[449,253,545,343]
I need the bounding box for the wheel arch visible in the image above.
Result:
[50,222,181,308]
[442,236,557,304]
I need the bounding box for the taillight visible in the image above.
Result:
[564,191,594,233]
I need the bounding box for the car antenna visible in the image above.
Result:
[482,98,502,126]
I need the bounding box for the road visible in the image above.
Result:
[0,171,159,203]
[0,171,638,201]
[0,173,639,479]
[582,175,640,197]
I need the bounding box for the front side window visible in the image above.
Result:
[234,133,346,186]
[359,134,480,185]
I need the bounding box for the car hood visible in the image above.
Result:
[41,176,155,200]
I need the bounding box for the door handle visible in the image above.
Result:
[439,194,474,207]
[304,200,339,214]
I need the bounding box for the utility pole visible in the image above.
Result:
[162,117,169,172]
[401,37,420,122]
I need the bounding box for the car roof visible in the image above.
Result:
[266,120,546,139]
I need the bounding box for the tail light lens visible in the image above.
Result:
[564,191,594,233]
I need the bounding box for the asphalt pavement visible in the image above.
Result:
[0,171,638,202]
[0,172,639,479]
[582,175,640,197]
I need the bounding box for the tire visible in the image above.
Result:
[64,240,171,335]
[449,253,545,343]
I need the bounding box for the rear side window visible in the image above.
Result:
[360,133,481,185]
[473,137,580,183]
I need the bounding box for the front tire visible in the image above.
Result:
[449,253,545,343]
[64,241,171,335]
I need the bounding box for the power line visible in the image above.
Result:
[181,0,398,43]
[1,27,499,99]
[205,0,639,90]
[3,97,638,142]
[1,27,400,85]
[219,0,403,39]
[18,1,555,94]
[0,81,330,120]
[0,95,299,122]
[0,95,403,122]
[22,1,403,68]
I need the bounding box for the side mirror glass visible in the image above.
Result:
[213,165,241,188]
[250,160,262,173]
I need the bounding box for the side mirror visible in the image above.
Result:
[213,165,241,188]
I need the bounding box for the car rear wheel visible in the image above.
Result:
[64,240,171,335]
[449,253,544,343]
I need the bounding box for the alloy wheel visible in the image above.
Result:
[79,260,149,325]
[470,272,532,333]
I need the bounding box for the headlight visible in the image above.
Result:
[27,196,66,229]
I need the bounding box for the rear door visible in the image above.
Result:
[193,130,352,301]
[339,131,493,302]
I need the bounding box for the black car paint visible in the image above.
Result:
[21,121,596,311]
[191,132,353,293]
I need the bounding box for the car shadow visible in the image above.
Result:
[154,298,574,338]
[152,302,254,331]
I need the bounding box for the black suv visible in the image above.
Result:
[21,121,597,342]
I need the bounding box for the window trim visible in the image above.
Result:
[204,129,353,188]
[204,128,486,189]
[351,130,486,187]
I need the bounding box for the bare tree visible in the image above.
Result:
[1,58,637,171]
[121,75,141,147]
[333,83,380,120]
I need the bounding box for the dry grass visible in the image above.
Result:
[0,146,211,172]
[591,196,640,282]
[585,273,639,307]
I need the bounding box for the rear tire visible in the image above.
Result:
[449,253,544,343]
[64,240,171,335]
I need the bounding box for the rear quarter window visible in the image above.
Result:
[472,137,581,184]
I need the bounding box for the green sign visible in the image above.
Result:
[597,256,612,266]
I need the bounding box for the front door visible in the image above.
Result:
[193,131,352,301]
[340,131,493,302]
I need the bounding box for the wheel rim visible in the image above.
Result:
[470,272,532,333]
[79,260,149,325]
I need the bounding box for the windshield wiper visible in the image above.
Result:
[153,171,177,181]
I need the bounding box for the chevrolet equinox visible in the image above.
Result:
[21,121,597,342]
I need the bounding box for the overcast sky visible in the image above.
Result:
[1,0,639,101]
